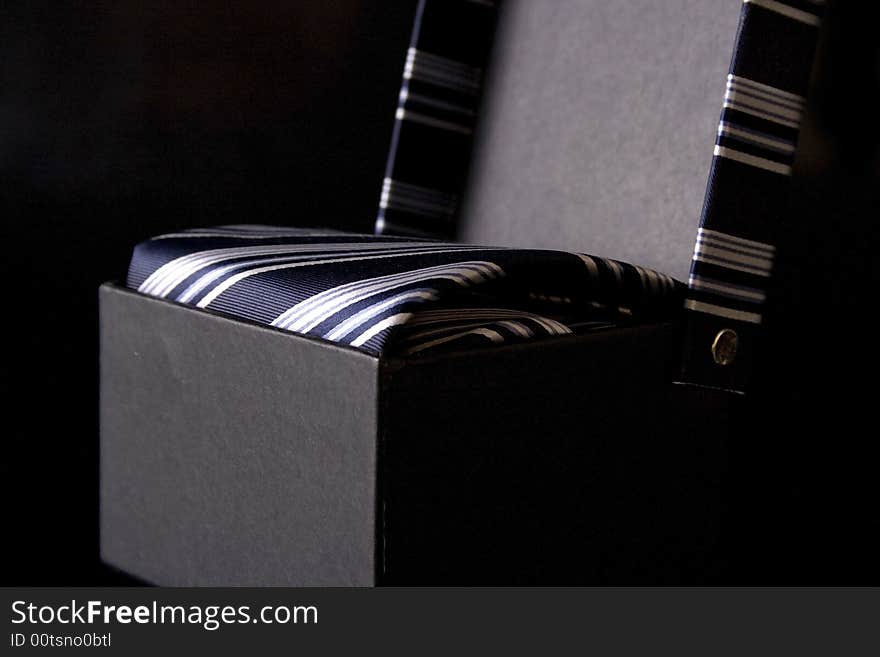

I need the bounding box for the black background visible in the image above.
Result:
[2,1,878,585]
[2,0,416,585]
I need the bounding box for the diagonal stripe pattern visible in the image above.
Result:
[128,225,684,357]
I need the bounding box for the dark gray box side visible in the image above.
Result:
[99,284,380,586]
[379,324,731,583]
[101,285,730,585]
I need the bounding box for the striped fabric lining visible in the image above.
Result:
[127,225,684,357]
[376,0,498,238]
[680,0,824,391]
[381,178,458,222]
[717,74,805,175]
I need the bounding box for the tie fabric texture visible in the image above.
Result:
[127,225,683,357]
[376,0,498,238]
[679,0,824,392]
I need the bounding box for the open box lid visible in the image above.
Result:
[377,0,825,393]
[460,0,741,281]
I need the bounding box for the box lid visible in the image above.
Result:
[460,0,742,281]
[377,0,825,393]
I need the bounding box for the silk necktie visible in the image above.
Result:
[128,225,682,356]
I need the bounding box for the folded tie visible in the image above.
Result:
[127,225,684,356]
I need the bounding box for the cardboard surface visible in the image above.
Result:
[101,284,728,584]
[381,324,728,583]
[100,285,380,586]
[461,0,741,280]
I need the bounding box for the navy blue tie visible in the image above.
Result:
[128,225,683,356]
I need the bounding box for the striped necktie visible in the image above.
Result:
[128,225,682,356]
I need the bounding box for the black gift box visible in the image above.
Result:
[100,283,729,585]
[100,0,826,584]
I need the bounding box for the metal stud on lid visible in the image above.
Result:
[711,329,738,366]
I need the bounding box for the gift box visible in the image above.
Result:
[100,0,825,584]
[101,283,730,585]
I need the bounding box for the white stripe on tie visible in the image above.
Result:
[404,327,505,354]
[286,266,493,333]
[698,228,775,253]
[714,145,793,175]
[744,0,821,26]
[685,299,763,324]
[324,289,437,341]
[272,260,498,329]
[350,313,414,347]
[195,248,494,308]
